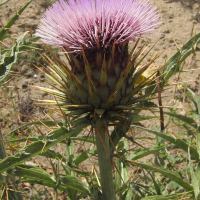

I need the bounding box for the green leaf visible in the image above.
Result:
[115,139,129,190]
[125,115,156,122]
[65,139,75,171]
[124,188,133,200]
[0,129,6,160]
[0,0,10,7]
[0,129,23,200]
[110,118,133,153]
[140,193,189,200]
[74,148,97,166]
[189,147,200,200]
[128,146,165,161]
[8,120,63,136]
[146,170,161,195]
[147,33,200,94]
[13,165,90,195]
[132,125,199,161]
[40,149,68,163]
[132,162,193,191]
[0,0,32,41]
[60,174,90,195]
[0,118,90,174]
[162,33,200,86]
[9,135,95,145]
[0,31,30,82]
[11,165,54,182]
[162,111,197,128]
[110,110,142,152]
[168,181,180,190]
[71,136,96,144]
[1,36,40,54]
[187,88,200,159]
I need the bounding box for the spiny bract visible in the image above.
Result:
[35,0,161,119]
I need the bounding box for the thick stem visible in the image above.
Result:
[94,119,116,200]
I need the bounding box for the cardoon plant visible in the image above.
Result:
[35,0,160,199]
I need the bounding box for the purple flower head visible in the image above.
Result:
[36,0,160,52]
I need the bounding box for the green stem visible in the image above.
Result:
[94,119,115,200]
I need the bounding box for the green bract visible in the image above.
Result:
[35,41,160,119]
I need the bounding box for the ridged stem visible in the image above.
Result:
[94,118,116,200]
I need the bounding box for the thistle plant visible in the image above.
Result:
[0,0,200,199]
[34,0,160,199]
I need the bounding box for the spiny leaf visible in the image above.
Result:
[140,193,189,200]
[0,118,90,174]
[188,147,200,200]
[12,165,90,194]
[110,118,134,152]
[0,0,32,41]
[131,162,193,192]
[9,136,95,146]
[0,130,23,200]
[162,111,197,128]
[187,88,200,160]
[148,33,200,94]
[8,121,63,136]
[74,148,97,166]
[0,31,32,82]
[128,146,165,161]
[132,125,199,161]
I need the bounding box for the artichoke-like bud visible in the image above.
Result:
[35,0,161,119]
